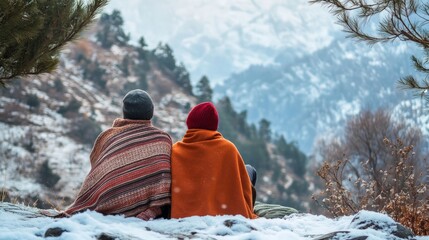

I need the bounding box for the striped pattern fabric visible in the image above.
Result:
[65,118,172,220]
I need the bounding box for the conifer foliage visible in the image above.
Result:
[153,43,193,94]
[195,76,213,103]
[154,43,176,71]
[0,0,108,86]
[275,136,307,176]
[310,0,429,100]
[96,9,130,49]
[37,161,61,188]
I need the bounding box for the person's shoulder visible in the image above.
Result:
[219,136,239,151]
[151,126,172,140]
[172,141,181,149]
[95,127,114,141]
[152,126,171,136]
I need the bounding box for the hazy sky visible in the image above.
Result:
[104,0,340,84]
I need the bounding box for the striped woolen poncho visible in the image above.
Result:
[65,118,172,220]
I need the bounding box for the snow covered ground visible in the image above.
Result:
[0,203,427,240]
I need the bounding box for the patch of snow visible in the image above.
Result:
[1,207,423,240]
[349,210,396,228]
[111,45,124,56]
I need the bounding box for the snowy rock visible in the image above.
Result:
[349,210,415,239]
[44,227,67,238]
[313,210,416,240]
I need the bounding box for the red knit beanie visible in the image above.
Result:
[186,102,219,130]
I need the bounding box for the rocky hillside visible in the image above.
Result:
[0,11,312,211]
[0,33,196,208]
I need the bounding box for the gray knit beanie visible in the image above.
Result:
[122,89,154,120]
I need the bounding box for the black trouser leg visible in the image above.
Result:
[245,164,257,186]
[245,164,258,207]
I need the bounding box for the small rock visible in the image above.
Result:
[97,233,116,240]
[223,219,237,228]
[393,224,415,239]
[223,219,256,231]
[44,227,67,237]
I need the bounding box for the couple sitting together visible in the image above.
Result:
[62,89,258,220]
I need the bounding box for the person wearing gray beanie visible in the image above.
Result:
[122,89,154,120]
[56,89,172,220]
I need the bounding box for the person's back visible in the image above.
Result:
[171,102,257,219]
[65,89,172,220]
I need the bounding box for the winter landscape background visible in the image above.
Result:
[1,0,429,239]
[105,0,340,85]
[105,0,425,153]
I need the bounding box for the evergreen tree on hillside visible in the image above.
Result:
[0,0,108,86]
[154,43,176,71]
[173,63,193,95]
[217,97,239,140]
[135,36,150,70]
[119,55,131,77]
[310,0,429,101]
[37,161,61,188]
[217,97,270,170]
[259,119,271,141]
[153,42,193,94]
[54,78,65,92]
[139,37,148,49]
[58,97,81,117]
[275,135,307,176]
[137,36,149,60]
[237,110,249,135]
[195,76,213,103]
[96,10,130,49]
[26,94,41,110]
[83,59,107,89]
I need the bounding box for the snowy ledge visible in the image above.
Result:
[0,203,424,240]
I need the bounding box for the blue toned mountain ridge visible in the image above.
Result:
[216,40,421,153]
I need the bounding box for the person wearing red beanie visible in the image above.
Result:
[185,102,219,130]
[171,102,257,219]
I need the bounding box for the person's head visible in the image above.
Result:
[122,89,154,120]
[186,102,219,131]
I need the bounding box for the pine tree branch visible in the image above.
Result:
[0,0,108,85]
[49,0,108,55]
[398,75,429,99]
[311,0,429,102]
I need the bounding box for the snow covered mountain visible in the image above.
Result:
[104,0,340,84]
[97,0,428,155]
[215,40,422,153]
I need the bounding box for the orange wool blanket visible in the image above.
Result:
[171,129,257,219]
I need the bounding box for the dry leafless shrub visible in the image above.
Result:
[314,138,429,235]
